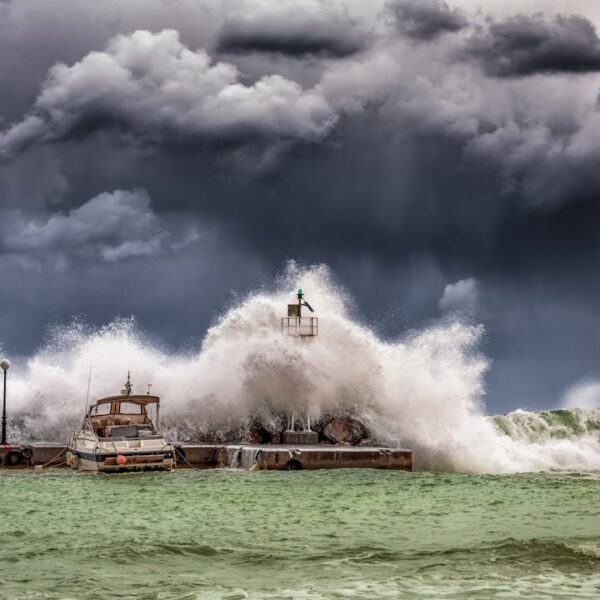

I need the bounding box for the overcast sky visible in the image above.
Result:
[1,0,600,413]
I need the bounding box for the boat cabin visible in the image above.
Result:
[87,395,160,439]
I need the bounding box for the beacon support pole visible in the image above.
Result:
[281,290,319,445]
[287,289,304,433]
[294,289,313,433]
[0,359,10,446]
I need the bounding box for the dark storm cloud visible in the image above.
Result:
[465,14,600,77]
[2,0,600,411]
[4,15,600,211]
[216,8,366,57]
[390,0,467,41]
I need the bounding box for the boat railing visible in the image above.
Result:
[76,434,99,444]
[98,434,165,442]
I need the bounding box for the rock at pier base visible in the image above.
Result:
[322,416,369,445]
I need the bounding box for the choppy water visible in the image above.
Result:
[1,469,599,599]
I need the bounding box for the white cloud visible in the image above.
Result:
[0,29,337,161]
[2,188,202,263]
[439,277,480,312]
[562,380,600,409]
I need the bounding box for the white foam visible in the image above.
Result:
[5,263,600,473]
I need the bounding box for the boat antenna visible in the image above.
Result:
[86,366,92,406]
[122,371,132,396]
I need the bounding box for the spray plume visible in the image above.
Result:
[5,263,600,473]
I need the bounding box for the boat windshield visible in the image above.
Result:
[90,403,111,416]
[120,402,143,414]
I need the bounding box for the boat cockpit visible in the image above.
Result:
[87,395,161,440]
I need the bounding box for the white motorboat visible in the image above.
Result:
[67,374,176,472]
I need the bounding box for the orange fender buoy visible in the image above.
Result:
[116,455,127,465]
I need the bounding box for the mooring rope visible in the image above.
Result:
[173,445,201,471]
[37,446,67,470]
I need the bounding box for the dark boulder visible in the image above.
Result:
[322,416,369,445]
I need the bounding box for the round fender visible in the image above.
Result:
[283,458,303,471]
[5,450,24,466]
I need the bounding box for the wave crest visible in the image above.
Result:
[5,263,600,473]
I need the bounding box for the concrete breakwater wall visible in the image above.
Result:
[26,444,412,471]
[225,445,412,470]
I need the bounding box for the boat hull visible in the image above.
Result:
[66,448,176,473]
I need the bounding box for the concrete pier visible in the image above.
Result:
[226,445,412,470]
[24,443,412,471]
[31,444,68,466]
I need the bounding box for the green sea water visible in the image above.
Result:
[1,469,599,599]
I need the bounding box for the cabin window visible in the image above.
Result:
[91,403,111,416]
[120,402,143,414]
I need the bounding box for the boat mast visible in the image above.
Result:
[148,383,159,428]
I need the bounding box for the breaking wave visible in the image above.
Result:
[4,262,600,473]
[493,409,600,443]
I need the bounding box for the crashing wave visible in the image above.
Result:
[492,409,600,442]
[3,262,600,474]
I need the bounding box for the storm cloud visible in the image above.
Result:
[1,0,600,412]
[391,0,468,41]
[216,2,366,57]
[465,14,600,77]
[1,189,201,263]
[0,29,337,161]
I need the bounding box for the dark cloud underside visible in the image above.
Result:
[216,16,365,57]
[391,0,467,41]
[466,15,600,77]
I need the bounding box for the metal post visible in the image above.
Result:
[286,289,303,432]
[297,289,314,433]
[1,367,6,445]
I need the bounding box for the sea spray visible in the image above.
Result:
[4,263,600,473]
